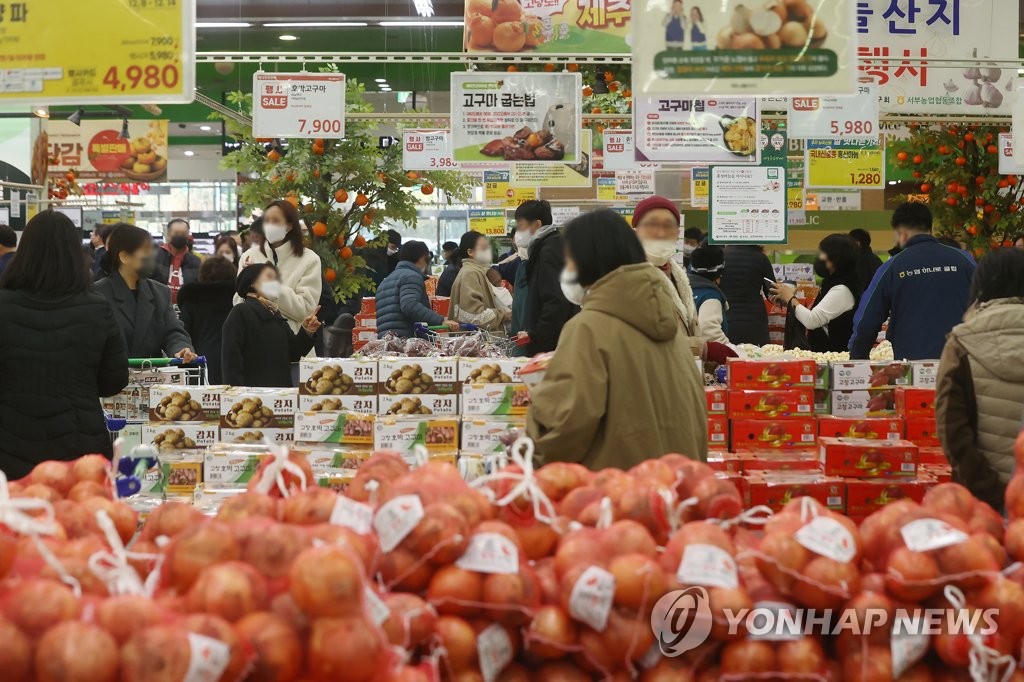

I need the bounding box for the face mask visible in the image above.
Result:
[136,254,156,278]
[473,248,493,265]
[641,239,678,267]
[264,222,288,245]
[682,244,697,257]
[258,280,282,300]
[560,268,585,305]
[517,246,529,260]
[387,246,399,256]
[169,235,188,250]
[813,258,830,279]
[514,229,534,249]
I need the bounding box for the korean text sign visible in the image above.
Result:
[634,97,760,164]
[464,0,632,54]
[252,72,347,139]
[47,120,169,182]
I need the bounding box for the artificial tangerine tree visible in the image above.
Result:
[889,124,1022,257]
[218,78,472,301]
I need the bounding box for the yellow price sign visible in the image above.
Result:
[483,170,538,208]
[0,0,194,104]
[787,186,804,210]
[596,176,626,202]
[468,209,507,237]
[690,167,709,208]
[805,140,884,189]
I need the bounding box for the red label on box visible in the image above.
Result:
[705,387,728,415]
[744,474,846,513]
[845,477,932,519]
[819,437,918,478]
[727,359,817,389]
[707,415,729,448]
[896,387,936,419]
[731,418,817,451]
[728,389,815,419]
[818,416,904,441]
[904,417,939,447]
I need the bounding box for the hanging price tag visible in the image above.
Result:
[568,566,616,632]
[373,494,424,552]
[676,544,739,589]
[795,517,856,563]
[456,533,520,575]
[403,129,459,171]
[184,633,231,682]
[329,496,374,535]
[789,85,879,141]
[900,518,968,552]
[252,71,346,139]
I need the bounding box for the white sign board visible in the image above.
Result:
[634,97,760,164]
[789,85,879,141]
[602,130,635,170]
[816,191,862,211]
[999,133,1024,174]
[615,169,656,195]
[252,72,347,139]
[403,129,458,171]
[551,206,582,225]
[54,206,83,227]
[709,166,786,244]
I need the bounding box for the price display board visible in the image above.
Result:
[0,0,194,104]
[468,209,507,237]
[690,167,709,208]
[998,133,1024,175]
[789,85,879,141]
[709,166,787,245]
[483,171,537,209]
[403,130,458,171]
[252,72,346,139]
[805,139,884,189]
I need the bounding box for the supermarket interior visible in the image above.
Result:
[2,1,1024,681]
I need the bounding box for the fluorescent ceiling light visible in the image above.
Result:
[196,21,252,28]
[183,150,195,157]
[199,125,212,131]
[379,20,463,26]
[375,78,388,83]
[264,21,368,27]
[278,34,299,41]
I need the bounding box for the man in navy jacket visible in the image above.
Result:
[849,202,975,360]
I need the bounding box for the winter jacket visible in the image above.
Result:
[375,261,444,338]
[719,246,775,345]
[0,289,129,478]
[510,261,530,356]
[526,263,708,470]
[95,272,192,359]
[849,234,975,360]
[177,280,235,384]
[495,252,520,283]
[935,298,1024,511]
[524,227,578,354]
[152,246,201,291]
[855,249,884,294]
[222,297,316,387]
[238,241,323,334]
[689,272,730,343]
[436,262,459,298]
[448,259,506,333]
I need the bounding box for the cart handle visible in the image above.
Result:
[416,324,479,332]
[128,356,207,368]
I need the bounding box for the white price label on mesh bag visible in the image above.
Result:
[569,566,616,632]
[330,496,374,535]
[373,494,424,552]
[478,624,514,682]
[795,516,856,563]
[891,618,929,677]
[364,586,391,626]
[900,518,968,553]
[456,533,519,575]
[184,633,231,682]
[676,544,739,589]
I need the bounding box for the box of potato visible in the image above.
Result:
[295,445,374,476]
[379,394,458,416]
[149,385,227,422]
[136,454,203,496]
[220,428,295,446]
[203,449,268,489]
[457,358,527,384]
[462,383,531,416]
[294,412,375,445]
[141,423,220,453]
[300,394,378,415]
[461,416,524,454]
[298,358,378,406]
[373,416,459,453]
[379,358,458,396]
[220,387,298,429]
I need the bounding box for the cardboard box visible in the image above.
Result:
[910,361,940,387]
[895,387,936,419]
[148,385,226,422]
[744,473,846,513]
[141,423,220,453]
[830,389,896,418]
[298,394,378,414]
[817,416,904,441]
[731,418,817,451]
[359,297,376,316]
[137,454,203,496]
[814,363,830,390]
[727,389,815,419]
[819,437,918,478]
[904,417,940,447]
[379,358,458,395]
[706,452,742,474]
[518,353,553,393]
[220,387,298,429]
[353,328,377,343]
[373,416,459,453]
[102,367,188,422]
[830,361,912,390]
[458,357,527,384]
[430,297,451,317]
[739,451,821,472]
[294,445,374,475]
[726,359,817,389]
[705,387,728,415]
[920,464,951,482]
[461,417,525,454]
[299,358,378,397]
[354,314,377,330]
[845,477,932,519]
[220,428,294,445]
[462,384,531,416]
[707,415,729,449]
[918,447,947,465]
[203,450,271,489]
[380,394,458,416]
[294,412,375,445]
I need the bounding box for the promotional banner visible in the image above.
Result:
[709,166,787,244]
[450,72,582,164]
[857,0,1017,114]
[632,0,856,96]
[788,84,879,140]
[0,0,194,104]
[403,130,459,171]
[468,209,507,236]
[484,170,539,208]
[510,130,592,187]
[47,120,169,182]
[805,139,885,189]
[464,0,631,53]
[252,72,346,139]
[634,96,759,163]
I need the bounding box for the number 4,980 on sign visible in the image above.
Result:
[252,71,347,139]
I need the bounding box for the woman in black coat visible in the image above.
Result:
[719,244,777,346]
[94,224,197,361]
[0,211,129,478]
[178,256,237,383]
[222,263,322,387]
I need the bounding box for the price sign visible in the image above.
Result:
[483,171,538,208]
[0,0,194,104]
[596,175,626,202]
[805,139,884,189]
[603,130,636,170]
[789,85,879,141]
[998,133,1024,175]
[690,167,709,208]
[615,170,656,195]
[252,72,346,139]
[403,129,458,171]
[468,209,507,237]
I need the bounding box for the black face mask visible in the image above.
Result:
[813,258,830,279]
[169,235,189,250]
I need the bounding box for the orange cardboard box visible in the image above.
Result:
[904,417,940,447]
[895,387,936,419]
[359,297,376,316]
[744,472,846,513]
[726,359,817,389]
[845,476,933,519]
[731,418,817,451]
[918,447,947,465]
[707,452,742,474]
[818,416,904,440]
[819,437,918,478]
[728,389,815,419]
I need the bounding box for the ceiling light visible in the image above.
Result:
[199,125,212,131]
[183,150,195,157]
[375,78,388,83]
[278,34,299,41]
[67,108,84,126]
[264,21,368,27]
[119,119,130,139]
[32,105,49,118]
[413,0,435,17]
[196,21,252,28]
[379,20,463,26]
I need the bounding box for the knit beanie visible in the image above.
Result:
[690,244,725,274]
[236,262,275,298]
[631,195,680,228]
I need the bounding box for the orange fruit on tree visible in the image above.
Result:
[312,221,328,237]
[285,171,297,182]
[267,149,281,162]
[336,235,346,247]
[604,71,614,82]
[285,195,299,208]
[334,188,349,203]
[355,193,369,206]
[324,268,337,283]
[506,65,518,72]
[303,204,314,214]
[312,168,321,178]
[582,86,593,97]
[312,144,324,156]
[544,63,555,72]
[353,235,367,248]
[421,184,435,195]
[567,63,579,72]
[313,138,325,146]
[406,171,420,180]
[340,246,353,260]
[65,172,75,182]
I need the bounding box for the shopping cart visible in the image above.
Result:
[413,324,517,357]
[104,356,208,437]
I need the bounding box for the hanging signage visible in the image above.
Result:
[551,206,582,225]
[788,85,879,141]
[464,0,631,54]
[998,133,1024,175]
[510,130,593,187]
[632,0,856,96]
[615,169,656,195]
[709,166,787,244]
[817,191,862,211]
[483,170,539,208]
[47,120,169,182]
[597,174,627,202]
[0,0,194,104]
[856,0,1017,114]
[469,209,507,236]
[450,72,582,164]
[805,139,885,189]
[252,72,346,139]
[787,186,805,210]
[602,130,636,170]
[690,167,709,208]
[634,97,760,164]
[403,130,458,170]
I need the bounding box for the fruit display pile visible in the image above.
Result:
[1,437,1024,682]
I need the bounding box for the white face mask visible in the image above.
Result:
[514,229,534,249]
[387,246,399,256]
[473,248,493,265]
[682,244,697,256]
[264,222,288,245]
[258,280,282,300]
[559,268,585,305]
[640,238,678,267]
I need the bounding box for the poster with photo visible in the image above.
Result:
[464,0,632,54]
[47,119,169,182]
[709,166,787,244]
[634,96,759,163]
[510,130,593,187]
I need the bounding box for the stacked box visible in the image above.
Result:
[818,416,903,441]
[459,358,530,416]
[294,444,374,491]
[818,437,918,478]
[731,418,817,451]
[706,452,742,474]
[728,389,815,419]
[845,476,933,521]
[895,387,936,419]
[136,454,204,497]
[707,415,729,449]
[298,358,378,413]
[744,472,846,513]
[294,412,375,445]
[220,387,297,445]
[727,359,817,389]
[378,358,459,417]
[739,451,820,473]
[904,417,940,447]
[705,387,727,415]
[910,360,940,388]
[141,386,224,466]
[830,388,896,418]
[460,416,525,462]
[829,361,909,418]
[203,443,274,489]
[374,415,459,458]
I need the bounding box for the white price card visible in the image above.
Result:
[998,133,1024,175]
[676,544,739,589]
[252,71,346,139]
[795,516,856,563]
[329,496,374,535]
[615,169,657,195]
[602,130,636,170]
[900,518,968,553]
[184,633,231,682]
[789,85,879,141]
[456,532,520,575]
[373,494,424,553]
[403,129,458,171]
[568,566,615,632]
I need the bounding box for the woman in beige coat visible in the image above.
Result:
[526,210,707,470]
[448,231,509,333]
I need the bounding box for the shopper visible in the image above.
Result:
[90,223,114,278]
[682,227,704,266]
[849,228,884,293]
[214,234,240,267]
[935,248,1024,511]
[0,211,129,478]
[441,240,458,265]
[773,234,861,353]
[526,210,707,469]
[849,202,976,360]
[515,199,578,354]
[177,256,236,383]
[719,245,776,345]
[153,218,201,303]
[688,244,730,344]
[631,196,698,336]
[386,229,402,274]
[0,225,16,276]
[95,224,196,361]
[509,237,530,351]
[448,231,508,332]
[375,241,459,338]
[237,200,323,335]
[436,240,461,298]
[495,228,521,283]
[222,263,322,387]
[1014,233,1024,250]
